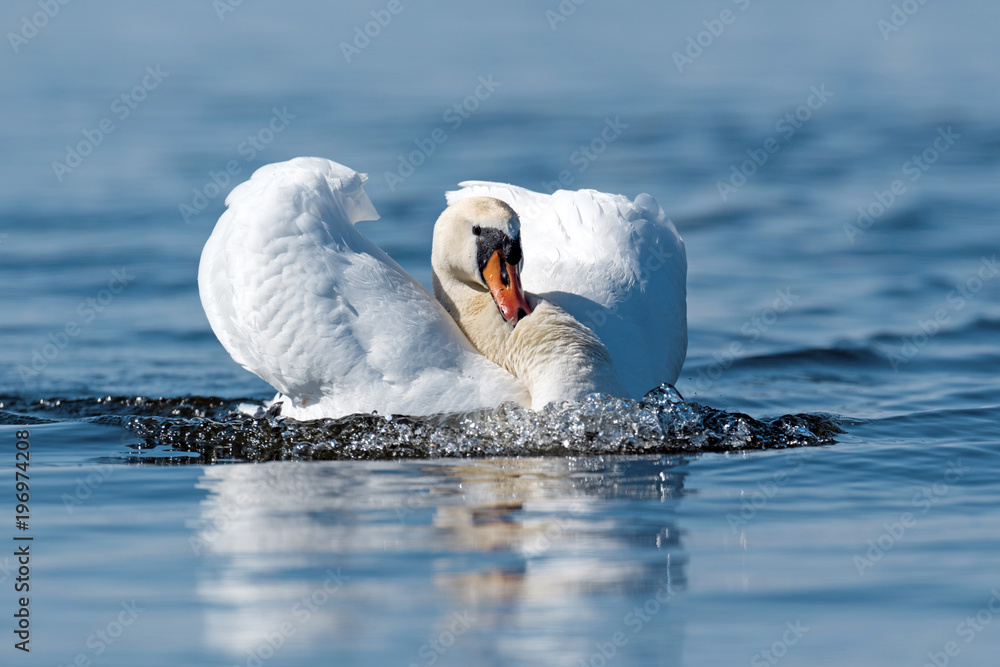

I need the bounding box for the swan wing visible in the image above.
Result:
[199,158,527,418]
[446,182,687,398]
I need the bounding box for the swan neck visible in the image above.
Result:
[502,303,626,409]
[435,271,626,408]
[432,267,510,363]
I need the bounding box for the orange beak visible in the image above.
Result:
[483,250,532,325]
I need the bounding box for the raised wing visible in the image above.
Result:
[199,158,527,418]
[446,182,687,398]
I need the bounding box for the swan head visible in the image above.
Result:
[432,196,627,408]
[431,196,533,326]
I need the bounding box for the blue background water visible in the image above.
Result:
[2,0,999,665]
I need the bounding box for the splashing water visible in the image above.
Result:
[1,386,842,463]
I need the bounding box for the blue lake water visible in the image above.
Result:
[2,1,999,665]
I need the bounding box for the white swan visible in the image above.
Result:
[198,157,686,419]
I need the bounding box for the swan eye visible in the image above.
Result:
[472,225,482,236]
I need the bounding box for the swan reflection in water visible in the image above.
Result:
[191,456,688,665]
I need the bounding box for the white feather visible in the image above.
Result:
[199,157,528,418]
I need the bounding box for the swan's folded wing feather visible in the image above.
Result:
[446,181,687,398]
[200,158,527,418]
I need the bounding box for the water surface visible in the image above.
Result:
[2,1,999,665]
